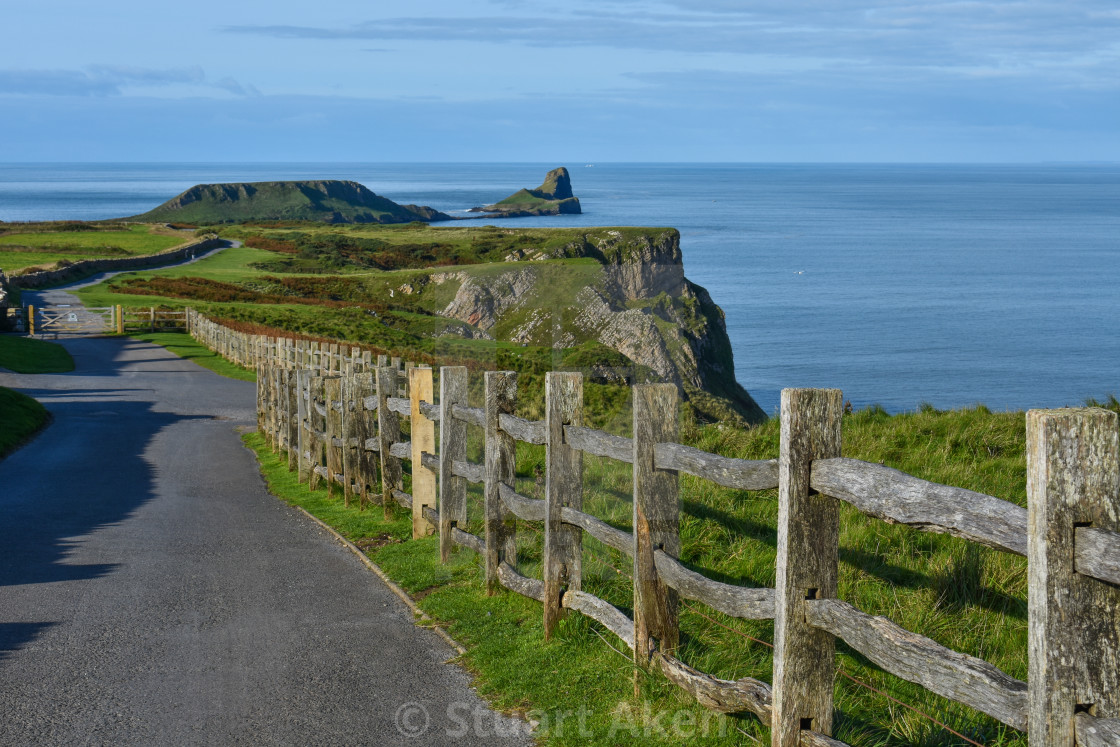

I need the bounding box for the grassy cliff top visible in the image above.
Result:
[129,180,450,225]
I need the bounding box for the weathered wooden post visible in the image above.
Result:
[410,366,437,538]
[544,371,583,640]
[1027,407,1120,746]
[340,372,355,504]
[115,305,124,334]
[484,371,518,594]
[267,362,280,450]
[308,375,326,491]
[149,306,155,332]
[772,388,843,746]
[349,373,377,510]
[256,362,266,433]
[633,383,680,674]
[273,366,285,452]
[377,366,403,520]
[296,369,310,482]
[325,377,343,501]
[439,366,468,562]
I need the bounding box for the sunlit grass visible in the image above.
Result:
[0,335,74,373]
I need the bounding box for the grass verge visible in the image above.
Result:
[0,387,49,458]
[243,431,742,745]
[237,394,1120,745]
[0,335,75,373]
[127,332,256,382]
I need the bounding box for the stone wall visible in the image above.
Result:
[8,237,222,290]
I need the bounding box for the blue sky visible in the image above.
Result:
[2,1,1118,162]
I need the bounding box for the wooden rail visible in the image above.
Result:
[120,306,189,333]
[189,310,1120,747]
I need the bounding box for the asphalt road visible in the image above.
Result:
[0,336,528,746]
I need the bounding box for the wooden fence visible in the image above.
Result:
[118,306,188,333]
[188,310,1120,746]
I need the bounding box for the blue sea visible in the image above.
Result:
[2,162,1118,416]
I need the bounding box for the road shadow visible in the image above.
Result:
[0,393,211,591]
[0,623,58,664]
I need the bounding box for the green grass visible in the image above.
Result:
[0,386,49,458]
[0,224,185,272]
[127,332,256,381]
[236,393,1105,745]
[68,225,757,418]
[0,335,75,373]
[73,245,278,309]
[244,431,739,745]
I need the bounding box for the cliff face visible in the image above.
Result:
[130,180,451,225]
[426,228,763,422]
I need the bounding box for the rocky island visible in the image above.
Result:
[128,180,451,225]
[468,167,581,217]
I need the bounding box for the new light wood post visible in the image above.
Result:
[439,366,468,562]
[484,371,517,594]
[633,383,680,672]
[772,388,843,746]
[1027,408,1120,745]
[410,366,437,538]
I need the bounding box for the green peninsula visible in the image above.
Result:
[469,167,581,217]
[85,222,763,423]
[129,180,451,225]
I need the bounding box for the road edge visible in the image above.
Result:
[289,503,469,658]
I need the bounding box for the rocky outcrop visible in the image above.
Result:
[128,180,451,225]
[427,227,764,422]
[442,269,537,331]
[572,287,679,385]
[469,167,582,217]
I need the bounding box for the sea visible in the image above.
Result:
[1,162,1118,416]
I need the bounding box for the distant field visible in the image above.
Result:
[0,223,187,272]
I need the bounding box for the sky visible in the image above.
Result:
[2,1,1119,162]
